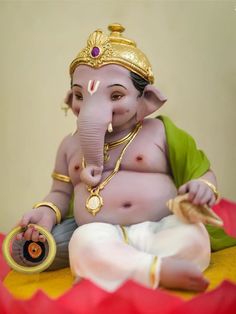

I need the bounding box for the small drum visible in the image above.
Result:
[2,224,56,274]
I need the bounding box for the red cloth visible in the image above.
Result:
[213,199,236,238]
[0,234,10,281]
[171,281,236,314]
[58,280,183,314]
[0,278,236,314]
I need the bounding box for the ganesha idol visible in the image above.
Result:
[4,23,225,292]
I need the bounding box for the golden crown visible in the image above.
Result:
[69,23,154,84]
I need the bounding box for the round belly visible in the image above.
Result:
[73,171,177,226]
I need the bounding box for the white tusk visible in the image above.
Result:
[108,122,113,133]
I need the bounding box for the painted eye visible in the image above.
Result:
[75,93,83,101]
[111,93,124,101]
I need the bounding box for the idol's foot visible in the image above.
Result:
[159,257,209,292]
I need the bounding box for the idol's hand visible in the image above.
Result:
[16,207,56,242]
[167,194,223,227]
[178,179,216,207]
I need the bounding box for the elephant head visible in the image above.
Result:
[65,64,167,187]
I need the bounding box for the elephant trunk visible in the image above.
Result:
[78,114,110,187]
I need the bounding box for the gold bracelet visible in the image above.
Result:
[198,179,220,202]
[33,202,62,224]
[51,172,71,183]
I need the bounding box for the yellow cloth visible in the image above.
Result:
[3,246,236,300]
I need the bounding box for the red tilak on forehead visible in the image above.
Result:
[88,80,100,95]
[90,80,95,91]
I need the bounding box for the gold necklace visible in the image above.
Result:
[85,122,142,216]
[104,125,140,162]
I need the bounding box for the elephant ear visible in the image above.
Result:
[136,85,167,121]
[64,90,73,107]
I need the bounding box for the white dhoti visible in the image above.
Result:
[68,215,210,292]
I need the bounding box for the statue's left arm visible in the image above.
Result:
[158,115,219,208]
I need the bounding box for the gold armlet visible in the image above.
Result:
[33,202,62,224]
[51,172,71,183]
[198,179,220,202]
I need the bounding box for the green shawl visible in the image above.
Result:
[157,116,210,188]
[158,115,236,251]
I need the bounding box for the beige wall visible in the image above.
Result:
[0,0,235,233]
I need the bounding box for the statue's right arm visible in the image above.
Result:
[16,135,74,242]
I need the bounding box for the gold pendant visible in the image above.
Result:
[86,191,103,216]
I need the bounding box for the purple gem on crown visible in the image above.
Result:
[91,47,100,58]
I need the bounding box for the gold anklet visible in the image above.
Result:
[149,256,158,289]
[33,202,62,224]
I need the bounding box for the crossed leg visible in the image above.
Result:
[69,222,155,291]
[127,216,211,291]
[68,215,211,292]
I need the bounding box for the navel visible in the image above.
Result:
[74,164,80,171]
[136,155,143,162]
[123,202,132,208]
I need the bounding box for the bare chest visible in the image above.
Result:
[103,137,169,173]
[67,133,170,185]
